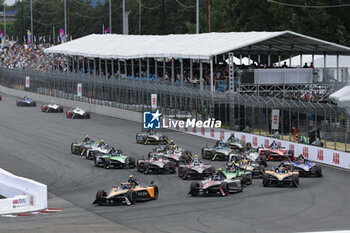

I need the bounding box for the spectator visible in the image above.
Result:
[281,62,288,68]
[303,62,309,68]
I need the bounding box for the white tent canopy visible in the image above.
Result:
[276,55,350,68]
[330,85,350,107]
[44,31,350,60]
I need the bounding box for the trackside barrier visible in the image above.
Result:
[0,169,47,215]
[165,118,350,170]
[1,85,349,170]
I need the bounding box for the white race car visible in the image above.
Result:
[41,102,64,113]
[66,107,90,119]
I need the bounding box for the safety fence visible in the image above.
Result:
[0,68,349,152]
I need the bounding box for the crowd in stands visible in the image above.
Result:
[0,41,333,103]
[0,41,54,72]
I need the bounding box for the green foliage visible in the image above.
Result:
[3,0,350,46]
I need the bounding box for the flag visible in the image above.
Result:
[27,30,31,43]
[104,27,110,34]
[59,28,65,43]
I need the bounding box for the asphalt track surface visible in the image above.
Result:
[1,95,350,233]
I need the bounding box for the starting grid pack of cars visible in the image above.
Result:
[15,95,323,206]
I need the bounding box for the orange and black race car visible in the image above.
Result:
[93,180,158,206]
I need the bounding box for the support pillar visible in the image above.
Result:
[147,58,149,81]
[210,57,214,92]
[200,61,203,90]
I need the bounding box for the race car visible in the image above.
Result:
[16,96,36,107]
[223,163,252,186]
[71,136,99,155]
[93,180,158,206]
[66,107,90,119]
[94,148,136,169]
[84,140,110,159]
[225,134,251,151]
[258,141,294,161]
[178,156,215,180]
[41,102,64,113]
[202,140,234,161]
[234,157,265,178]
[263,162,299,187]
[188,173,243,197]
[137,153,176,174]
[136,129,169,145]
[154,144,192,166]
[228,150,267,167]
[289,154,322,177]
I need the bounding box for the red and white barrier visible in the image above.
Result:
[167,118,350,170]
[0,169,47,215]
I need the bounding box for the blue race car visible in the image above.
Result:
[290,154,322,177]
[16,96,36,107]
[201,140,234,161]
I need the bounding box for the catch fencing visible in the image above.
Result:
[0,67,349,152]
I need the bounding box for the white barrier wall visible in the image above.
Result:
[0,169,47,214]
[166,118,350,170]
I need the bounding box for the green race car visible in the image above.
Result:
[94,148,136,169]
[223,164,252,186]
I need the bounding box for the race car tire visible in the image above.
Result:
[32,102,36,107]
[143,162,150,174]
[178,166,184,177]
[260,165,266,174]
[128,156,136,168]
[260,155,267,167]
[93,157,98,167]
[220,182,229,196]
[182,167,188,180]
[161,136,169,145]
[241,174,248,187]
[210,166,215,175]
[59,106,64,112]
[170,163,176,174]
[66,111,72,118]
[96,190,107,199]
[189,182,200,196]
[263,173,269,187]
[315,164,322,177]
[71,143,75,153]
[210,151,216,161]
[152,186,159,200]
[137,160,144,172]
[182,151,192,164]
[103,157,111,169]
[126,190,136,205]
[292,174,299,187]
